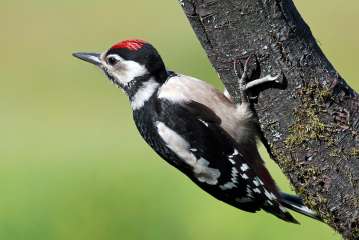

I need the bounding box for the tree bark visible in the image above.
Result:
[178,0,359,239]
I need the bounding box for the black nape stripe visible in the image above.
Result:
[125,73,153,100]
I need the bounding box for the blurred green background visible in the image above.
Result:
[1,0,358,239]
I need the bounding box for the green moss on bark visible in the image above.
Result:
[284,82,333,147]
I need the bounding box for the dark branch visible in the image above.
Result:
[179,0,359,239]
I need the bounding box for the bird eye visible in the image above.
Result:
[107,56,119,66]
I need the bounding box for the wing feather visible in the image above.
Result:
[155,99,282,212]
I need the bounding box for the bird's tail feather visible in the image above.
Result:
[279,192,322,222]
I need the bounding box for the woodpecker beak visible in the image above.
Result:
[72,52,102,66]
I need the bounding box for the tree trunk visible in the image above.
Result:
[178,0,359,239]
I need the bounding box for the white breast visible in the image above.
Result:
[158,74,257,144]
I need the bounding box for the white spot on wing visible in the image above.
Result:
[257,178,264,185]
[219,167,240,190]
[246,185,254,197]
[198,119,209,127]
[156,121,220,185]
[231,149,239,157]
[264,189,278,201]
[231,167,239,183]
[240,173,249,179]
[264,190,272,200]
[220,182,236,190]
[228,149,239,164]
[253,188,261,194]
[253,179,260,187]
[131,79,159,110]
[240,163,249,172]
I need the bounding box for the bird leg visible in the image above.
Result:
[234,56,281,104]
[233,57,250,103]
[245,74,281,90]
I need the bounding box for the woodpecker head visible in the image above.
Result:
[73,39,168,99]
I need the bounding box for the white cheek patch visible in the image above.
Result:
[131,79,160,110]
[156,121,221,185]
[112,60,149,86]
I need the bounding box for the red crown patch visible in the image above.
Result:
[111,39,146,51]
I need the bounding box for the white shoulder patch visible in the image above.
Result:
[131,79,160,110]
[156,121,221,185]
[157,74,254,145]
[157,74,216,103]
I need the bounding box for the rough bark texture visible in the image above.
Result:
[178,0,359,239]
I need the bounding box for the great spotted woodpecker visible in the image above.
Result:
[73,39,321,223]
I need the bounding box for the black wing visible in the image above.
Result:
[155,100,287,215]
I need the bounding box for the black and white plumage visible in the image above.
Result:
[73,39,321,223]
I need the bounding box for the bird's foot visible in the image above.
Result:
[234,56,283,104]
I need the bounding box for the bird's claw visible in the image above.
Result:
[233,56,283,103]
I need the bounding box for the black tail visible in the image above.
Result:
[263,204,300,224]
[279,192,322,222]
